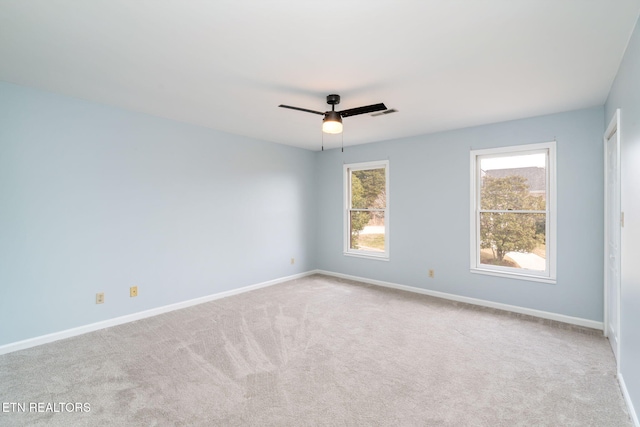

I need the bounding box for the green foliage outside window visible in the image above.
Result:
[350,168,385,250]
[480,175,545,264]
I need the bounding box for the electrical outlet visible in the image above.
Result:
[130,286,138,297]
[428,269,435,278]
[96,293,105,304]
[291,258,295,265]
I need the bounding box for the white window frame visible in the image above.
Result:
[344,160,389,260]
[470,142,556,283]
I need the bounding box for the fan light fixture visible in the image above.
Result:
[279,94,387,140]
[322,111,343,134]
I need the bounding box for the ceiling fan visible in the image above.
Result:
[279,94,387,134]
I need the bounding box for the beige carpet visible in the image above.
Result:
[0,274,632,426]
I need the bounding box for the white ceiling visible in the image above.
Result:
[1,1,639,151]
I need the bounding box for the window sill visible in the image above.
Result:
[344,252,389,261]
[470,267,556,284]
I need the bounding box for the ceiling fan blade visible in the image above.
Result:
[278,105,325,115]
[338,103,387,118]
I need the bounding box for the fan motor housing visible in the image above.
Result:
[326,94,340,105]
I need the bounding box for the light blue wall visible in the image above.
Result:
[0,82,316,346]
[605,15,640,423]
[316,107,605,321]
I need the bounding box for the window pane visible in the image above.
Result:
[480,153,546,211]
[479,212,546,271]
[351,168,386,209]
[350,211,385,252]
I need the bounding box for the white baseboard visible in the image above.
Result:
[0,269,605,355]
[0,271,315,356]
[315,270,604,330]
[619,373,640,427]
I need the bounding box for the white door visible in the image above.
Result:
[604,110,621,366]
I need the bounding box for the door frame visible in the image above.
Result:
[604,108,621,371]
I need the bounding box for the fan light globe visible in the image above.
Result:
[322,111,343,134]
[322,121,343,134]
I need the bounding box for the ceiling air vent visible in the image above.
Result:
[371,108,398,117]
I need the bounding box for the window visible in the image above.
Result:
[470,142,556,283]
[344,161,389,259]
